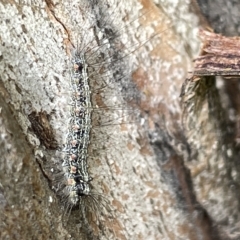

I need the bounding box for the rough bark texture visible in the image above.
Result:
[0,0,239,240]
[193,30,240,76]
[196,0,240,36]
[181,32,240,240]
[195,5,240,240]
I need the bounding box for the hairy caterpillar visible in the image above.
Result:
[62,52,92,203]
[52,1,164,239]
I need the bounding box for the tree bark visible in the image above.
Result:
[0,0,237,239]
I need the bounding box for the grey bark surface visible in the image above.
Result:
[0,0,238,239]
[197,0,240,36]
